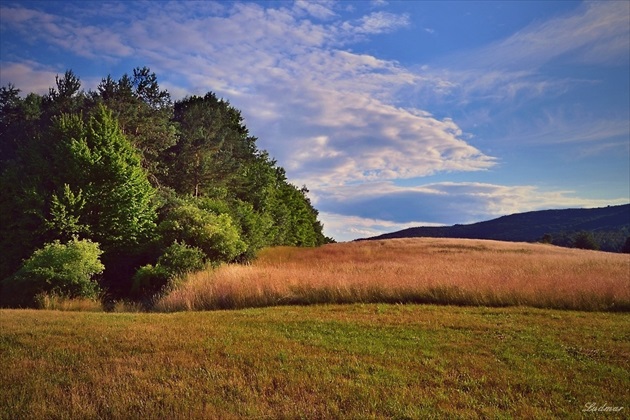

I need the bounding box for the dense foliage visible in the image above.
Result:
[0,69,330,306]
[2,238,103,307]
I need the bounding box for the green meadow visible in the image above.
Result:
[1,304,628,419]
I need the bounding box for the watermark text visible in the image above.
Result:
[583,402,624,413]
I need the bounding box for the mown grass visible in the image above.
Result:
[1,305,628,419]
[156,238,630,312]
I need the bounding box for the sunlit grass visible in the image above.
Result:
[1,305,628,419]
[156,238,630,312]
[35,293,104,312]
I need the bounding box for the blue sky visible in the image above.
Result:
[1,0,629,241]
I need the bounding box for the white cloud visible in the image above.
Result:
[75,3,491,187]
[349,11,410,35]
[370,0,388,7]
[319,211,443,242]
[0,61,58,95]
[293,0,337,20]
[411,1,630,113]
[0,5,134,60]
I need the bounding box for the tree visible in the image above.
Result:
[43,70,85,117]
[0,103,158,294]
[0,86,42,170]
[164,93,256,197]
[46,105,158,253]
[94,68,176,181]
[573,231,600,250]
[131,241,206,299]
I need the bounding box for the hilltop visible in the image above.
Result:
[362,204,630,252]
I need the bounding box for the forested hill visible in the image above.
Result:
[363,204,630,252]
[0,68,332,307]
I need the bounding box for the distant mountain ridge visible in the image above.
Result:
[362,204,630,252]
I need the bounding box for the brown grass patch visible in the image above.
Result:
[155,238,630,312]
[35,293,104,312]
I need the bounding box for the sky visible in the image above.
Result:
[1,0,629,241]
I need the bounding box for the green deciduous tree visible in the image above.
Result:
[47,105,158,253]
[131,241,206,299]
[1,67,331,304]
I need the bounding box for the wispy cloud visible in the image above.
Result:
[0,4,134,60]
[415,1,630,111]
[448,1,629,71]
[293,0,337,20]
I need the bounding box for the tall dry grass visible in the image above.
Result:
[35,293,104,312]
[155,238,630,312]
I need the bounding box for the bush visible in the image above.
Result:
[1,237,103,307]
[131,264,170,299]
[158,203,246,263]
[158,241,206,276]
[131,242,206,299]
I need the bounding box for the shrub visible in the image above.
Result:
[1,238,103,307]
[131,242,206,299]
[157,241,206,276]
[131,264,171,299]
[158,203,246,263]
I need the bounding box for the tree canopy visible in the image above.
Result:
[0,68,331,306]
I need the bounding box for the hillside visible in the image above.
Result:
[363,204,630,251]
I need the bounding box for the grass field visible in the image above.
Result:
[2,238,629,418]
[1,305,628,419]
[156,238,630,312]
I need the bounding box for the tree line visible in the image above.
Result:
[539,230,630,253]
[0,68,333,307]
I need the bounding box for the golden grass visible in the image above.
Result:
[35,293,104,312]
[155,238,630,312]
[2,305,629,418]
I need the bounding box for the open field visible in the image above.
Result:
[1,304,628,419]
[156,238,630,312]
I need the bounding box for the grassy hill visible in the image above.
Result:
[363,204,630,252]
[155,238,629,312]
